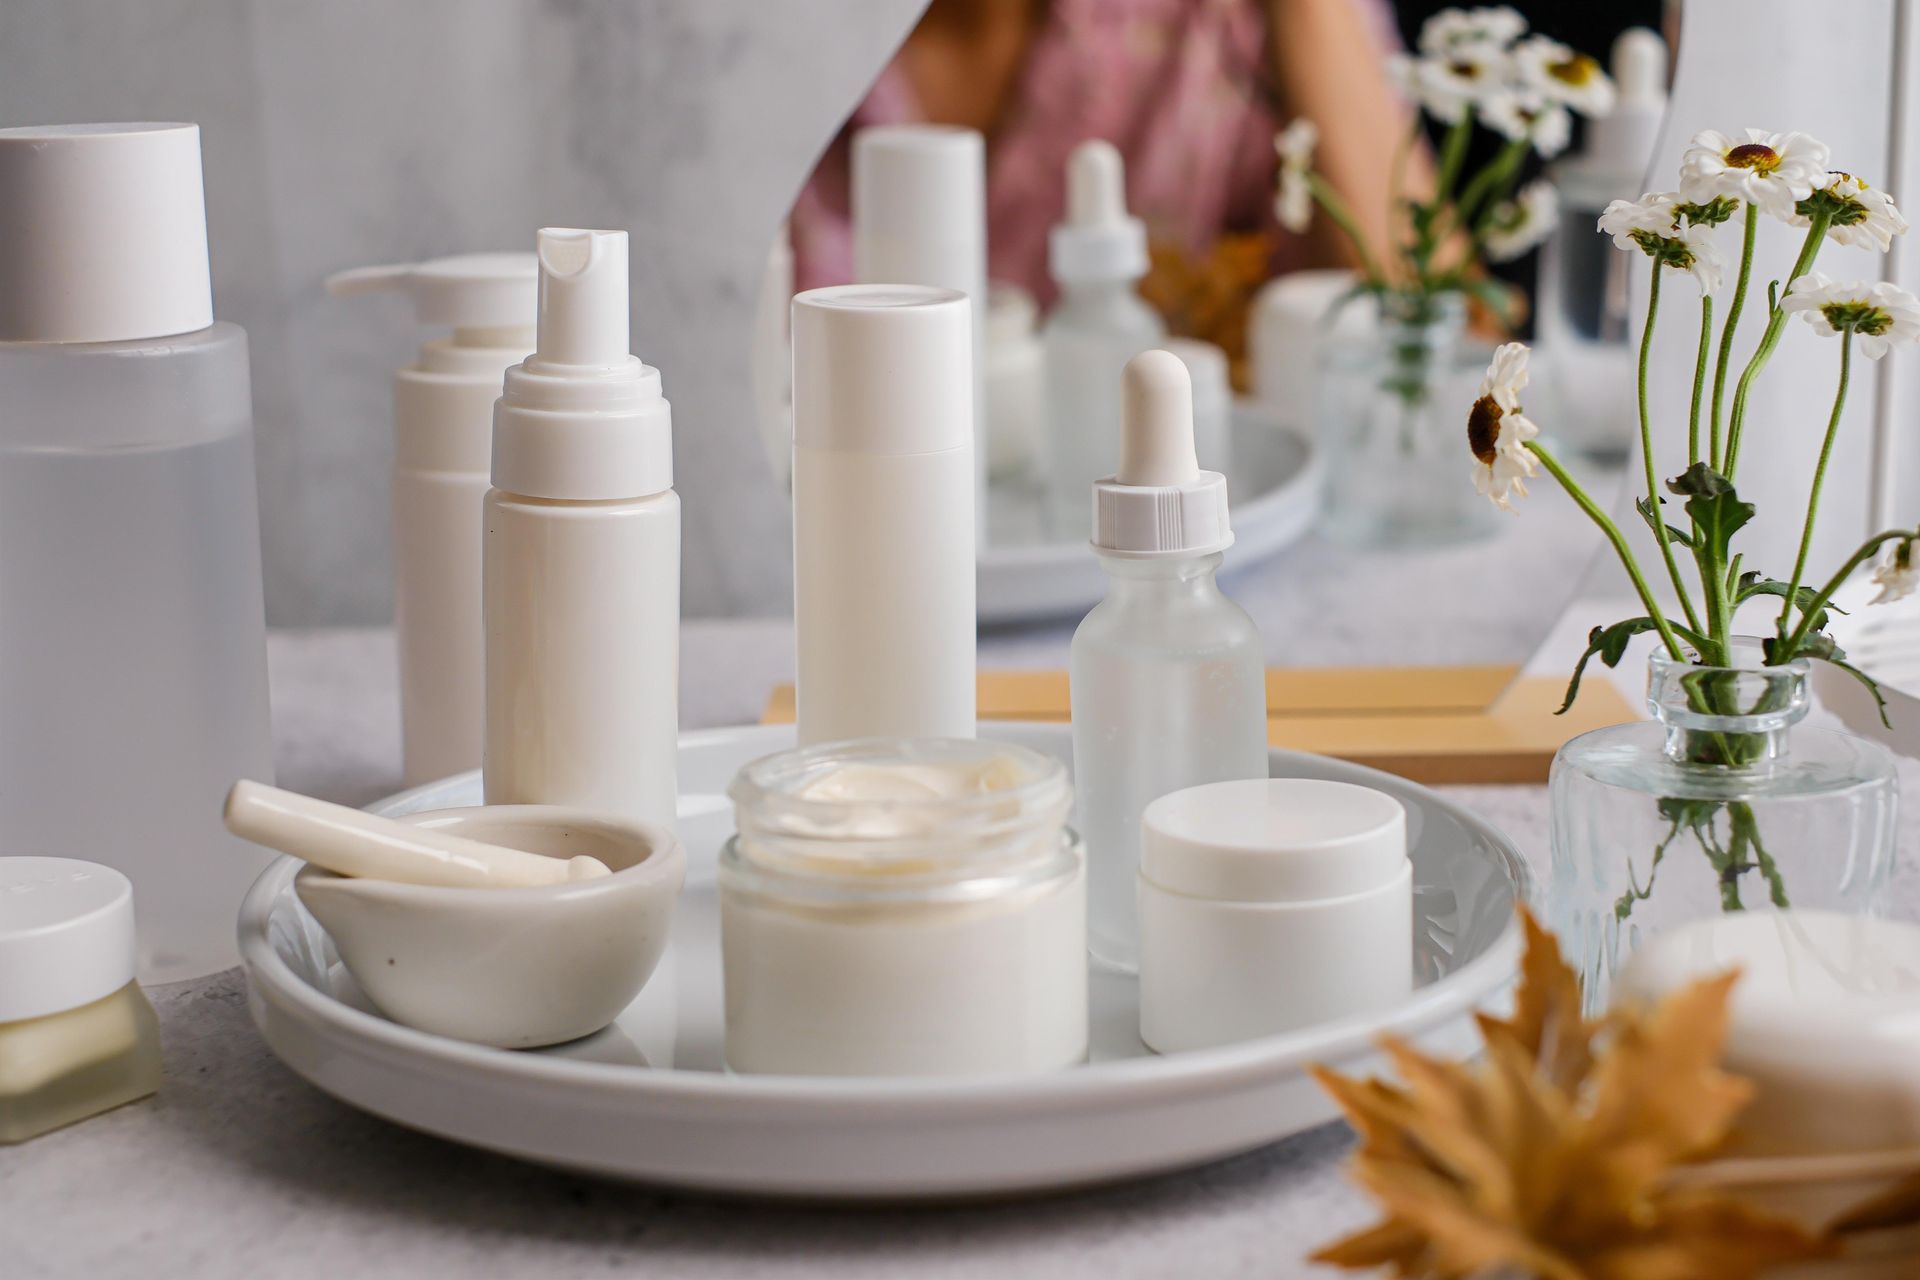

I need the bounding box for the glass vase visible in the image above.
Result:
[1318,291,1499,548]
[1548,639,1898,1009]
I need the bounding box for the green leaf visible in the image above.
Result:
[1560,618,1662,715]
[1636,496,1695,548]
[1736,572,1832,634]
[1801,648,1892,729]
[1669,465,1754,565]
[1462,276,1519,327]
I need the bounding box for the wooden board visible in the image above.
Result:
[761,665,1638,785]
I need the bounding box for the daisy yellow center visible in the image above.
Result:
[1725,143,1781,173]
[1449,59,1484,79]
[1468,396,1503,464]
[1819,300,1894,336]
[1549,55,1599,87]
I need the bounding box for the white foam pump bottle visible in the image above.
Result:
[1044,139,1165,537]
[483,228,679,829]
[325,253,537,787]
[1070,349,1268,972]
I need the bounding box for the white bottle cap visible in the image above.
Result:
[1584,28,1668,174]
[491,229,672,501]
[1140,779,1407,903]
[1049,139,1149,284]
[1092,349,1232,557]
[852,125,987,281]
[0,123,213,343]
[0,857,138,1023]
[325,252,538,341]
[791,285,974,455]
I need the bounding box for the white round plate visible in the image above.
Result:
[976,402,1318,624]
[239,722,1523,1200]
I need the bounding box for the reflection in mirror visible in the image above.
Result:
[758,0,1671,687]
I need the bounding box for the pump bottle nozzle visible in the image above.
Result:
[1118,349,1200,486]
[533,228,630,369]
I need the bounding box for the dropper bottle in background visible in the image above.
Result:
[1536,27,1669,459]
[1043,140,1166,538]
[325,253,537,786]
[1070,350,1267,973]
[483,228,679,829]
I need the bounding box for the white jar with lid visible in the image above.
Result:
[1137,778,1412,1053]
[719,739,1086,1077]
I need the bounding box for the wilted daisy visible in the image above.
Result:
[1789,172,1909,251]
[1781,273,1920,358]
[1466,342,1540,512]
[1418,5,1527,57]
[1512,35,1616,116]
[1480,89,1572,159]
[1680,128,1829,220]
[1597,192,1725,291]
[1273,119,1318,234]
[1484,180,1558,262]
[1871,540,1920,605]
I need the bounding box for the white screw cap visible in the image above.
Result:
[1092,349,1232,558]
[1050,139,1149,283]
[0,857,137,1023]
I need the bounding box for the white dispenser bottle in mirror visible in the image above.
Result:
[483,228,679,829]
[790,285,977,746]
[0,123,274,983]
[1536,28,1668,458]
[1070,350,1268,972]
[325,253,537,786]
[1044,140,1166,538]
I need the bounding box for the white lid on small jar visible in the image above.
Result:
[0,857,137,1023]
[1140,779,1407,902]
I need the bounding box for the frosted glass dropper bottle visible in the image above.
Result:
[1070,350,1268,972]
[1043,139,1165,538]
[483,228,679,829]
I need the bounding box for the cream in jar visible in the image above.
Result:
[720,738,1086,1076]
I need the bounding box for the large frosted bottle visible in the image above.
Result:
[0,123,274,983]
[483,229,679,829]
[1070,351,1267,972]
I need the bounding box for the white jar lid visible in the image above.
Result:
[1140,779,1407,903]
[0,857,137,1023]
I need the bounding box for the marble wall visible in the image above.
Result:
[0,0,921,623]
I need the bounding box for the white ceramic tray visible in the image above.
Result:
[239,723,1524,1200]
[977,403,1318,624]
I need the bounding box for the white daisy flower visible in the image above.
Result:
[1511,35,1616,116]
[1418,6,1527,57]
[1389,46,1511,120]
[1597,192,1725,291]
[1467,342,1540,512]
[1273,119,1318,234]
[1680,128,1830,221]
[1484,180,1558,262]
[1871,541,1919,605]
[1785,172,1909,251]
[1781,272,1920,358]
[1479,89,1572,159]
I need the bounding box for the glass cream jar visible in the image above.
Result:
[720,738,1086,1077]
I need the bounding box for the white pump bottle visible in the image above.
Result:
[483,229,679,829]
[326,253,536,786]
[1043,139,1166,538]
[1069,350,1268,972]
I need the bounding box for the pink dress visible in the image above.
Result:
[791,0,1300,306]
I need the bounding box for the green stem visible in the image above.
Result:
[1689,293,1714,467]
[1779,527,1915,657]
[1709,204,1760,472]
[1530,441,1688,660]
[1726,210,1833,478]
[1638,269,1705,635]
[1779,332,1853,643]
[1306,173,1388,289]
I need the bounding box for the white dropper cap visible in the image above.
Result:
[490,228,672,502]
[0,123,212,343]
[325,252,538,347]
[1050,139,1150,285]
[1092,349,1232,558]
[1583,28,1668,174]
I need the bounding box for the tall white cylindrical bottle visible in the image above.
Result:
[1070,350,1268,972]
[326,253,537,786]
[1044,140,1166,538]
[852,125,989,546]
[483,229,678,828]
[791,285,976,745]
